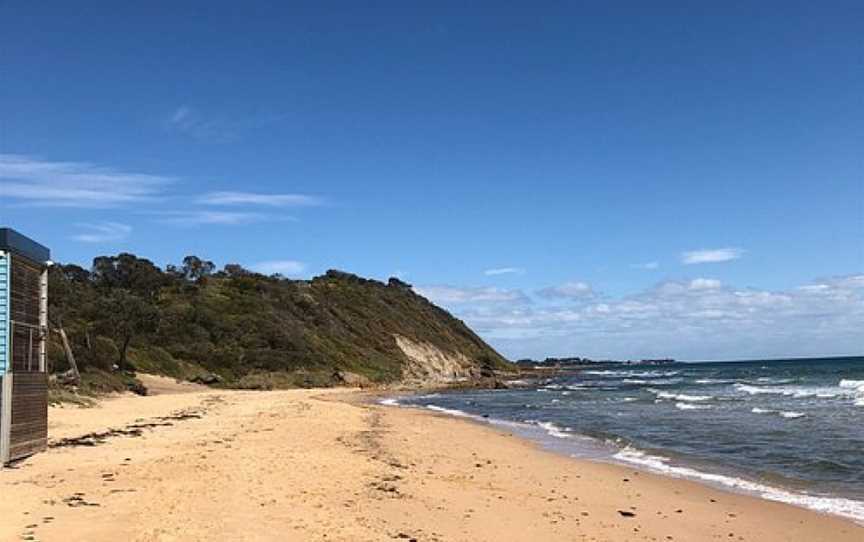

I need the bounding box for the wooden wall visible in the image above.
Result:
[1,254,48,464]
[8,373,47,460]
[10,256,41,373]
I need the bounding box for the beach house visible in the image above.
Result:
[0,228,50,465]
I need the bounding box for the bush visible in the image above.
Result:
[128,346,181,377]
[77,368,146,396]
[47,339,69,373]
[84,336,119,372]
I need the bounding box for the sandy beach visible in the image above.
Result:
[0,380,861,542]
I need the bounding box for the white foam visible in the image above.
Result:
[613,446,864,524]
[534,421,571,439]
[379,398,400,406]
[425,405,473,418]
[649,389,712,402]
[734,383,850,399]
[623,370,681,378]
[840,380,864,406]
[757,377,795,384]
[623,379,648,384]
[750,407,805,419]
[583,369,680,378]
[695,378,732,385]
[675,402,711,411]
[735,383,784,395]
[647,377,684,386]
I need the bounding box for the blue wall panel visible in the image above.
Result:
[0,251,8,376]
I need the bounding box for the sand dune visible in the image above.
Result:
[0,387,860,541]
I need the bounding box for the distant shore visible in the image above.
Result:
[0,381,860,541]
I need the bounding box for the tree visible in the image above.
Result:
[95,290,159,371]
[223,263,250,277]
[182,256,216,282]
[92,253,165,298]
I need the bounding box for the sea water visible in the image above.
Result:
[388,356,864,523]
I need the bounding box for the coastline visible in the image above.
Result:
[380,391,864,525]
[0,385,861,541]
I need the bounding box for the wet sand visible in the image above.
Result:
[0,384,861,541]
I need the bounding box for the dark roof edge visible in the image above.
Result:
[0,228,51,264]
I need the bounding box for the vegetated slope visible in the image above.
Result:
[48,255,511,390]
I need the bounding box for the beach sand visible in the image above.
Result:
[1,382,860,541]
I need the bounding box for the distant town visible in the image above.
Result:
[515,357,677,368]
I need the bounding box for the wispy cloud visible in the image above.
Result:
[681,247,744,265]
[631,261,659,270]
[71,222,132,243]
[197,191,324,207]
[414,285,530,306]
[484,267,525,276]
[155,211,294,226]
[537,281,594,300]
[0,154,172,207]
[164,106,236,142]
[251,260,306,276]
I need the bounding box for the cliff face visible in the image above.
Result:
[395,335,477,384]
[48,260,512,389]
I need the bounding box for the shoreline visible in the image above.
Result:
[1,385,861,541]
[376,392,864,526]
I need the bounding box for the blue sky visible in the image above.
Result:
[1,1,862,360]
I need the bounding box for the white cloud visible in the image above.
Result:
[538,281,594,300]
[484,267,525,276]
[681,247,744,265]
[0,154,172,207]
[155,211,293,226]
[197,191,323,207]
[414,285,530,306]
[689,278,722,290]
[251,260,306,276]
[631,261,659,270]
[428,274,864,361]
[71,222,132,243]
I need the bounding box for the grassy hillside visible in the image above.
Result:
[48,254,511,392]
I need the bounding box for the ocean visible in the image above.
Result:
[386,356,864,523]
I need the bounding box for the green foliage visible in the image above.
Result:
[77,368,147,396]
[87,336,119,372]
[127,346,182,377]
[48,256,511,388]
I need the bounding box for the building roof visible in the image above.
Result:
[0,228,50,264]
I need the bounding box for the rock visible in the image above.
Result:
[332,370,373,388]
[493,379,510,389]
[191,373,222,385]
